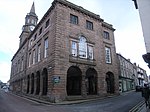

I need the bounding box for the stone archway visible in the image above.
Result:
[42,68,48,95]
[86,68,97,95]
[106,72,115,93]
[27,75,30,94]
[36,71,40,95]
[67,66,82,95]
[31,73,34,94]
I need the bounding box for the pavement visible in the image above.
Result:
[17,93,117,105]
[129,100,150,112]
[17,90,135,105]
[22,92,150,112]
[11,90,148,111]
[139,103,150,112]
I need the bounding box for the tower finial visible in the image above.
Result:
[30,2,35,14]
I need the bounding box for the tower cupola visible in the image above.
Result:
[19,2,38,47]
[23,2,38,32]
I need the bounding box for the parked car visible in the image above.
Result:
[2,86,9,92]
[135,86,143,92]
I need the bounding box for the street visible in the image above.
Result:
[0,90,144,112]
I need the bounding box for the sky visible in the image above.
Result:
[0,0,149,83]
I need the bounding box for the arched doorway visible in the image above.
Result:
[36,71,40,95]
[86,68,97,95]
[67,66,82,95]
[42,68,48,95]
[31,73,34,94]
[106,72,115,93]
[27,75,30,94]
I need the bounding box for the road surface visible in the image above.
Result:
[0,90,144,112]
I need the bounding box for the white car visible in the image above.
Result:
[2,86,9,92]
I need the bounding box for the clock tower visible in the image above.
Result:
[19,2,38,47]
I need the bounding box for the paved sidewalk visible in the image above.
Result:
[139,104,150,112]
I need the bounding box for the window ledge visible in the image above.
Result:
[69,55,96,66]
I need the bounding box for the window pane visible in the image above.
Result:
[88,46,93,59]
[79,50,86,57]
[39,27,43,35]
[79,36,87,58]
[44,38,48,58]
[103,31,110,39]
[70,14,78,24]
[105,47,111,63]
[21,59,23,71]
[33,50,36,64]
[38,45,41,62]
[45,19,50,28]
[86,20,93,30]
[29,53,31,67]
[71,41,77,56]
[31,19,34,24]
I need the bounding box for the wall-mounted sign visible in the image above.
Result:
[52,76,60,83]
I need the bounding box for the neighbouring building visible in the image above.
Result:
[136,66,148,86]
[117,54,135,93]
[117,53,148,93]
[132,0,150,68]
[10,0,119,102]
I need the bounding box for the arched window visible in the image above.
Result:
[79,36,87,58]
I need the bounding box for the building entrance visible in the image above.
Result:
[67,66,82,95]
[106,72,115,93]
[86,68,97,95]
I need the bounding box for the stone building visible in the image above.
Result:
[117,54,135,93]
[10,0,119,102]
[136,66,148,86]
[117,53,148,93]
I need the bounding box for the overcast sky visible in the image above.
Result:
[0,0,148,83]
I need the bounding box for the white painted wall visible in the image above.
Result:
[137,0,150,53]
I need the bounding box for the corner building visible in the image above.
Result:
[10,0,119,102]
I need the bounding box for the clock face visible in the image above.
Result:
[29,26,35,31]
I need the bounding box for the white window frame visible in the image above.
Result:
[37,44,41,62]
[33,49,36,64]
[17,60,20,73]
[105,47,112,64]
[79,36,87,58]
[71,41,77,57]
[21,58,23,71]
[88,46,93,59]
[44,38,48,58]
[29,53,31,67]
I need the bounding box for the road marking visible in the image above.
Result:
[129,100,145,112]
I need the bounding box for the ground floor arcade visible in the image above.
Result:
[10,66,118,102]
